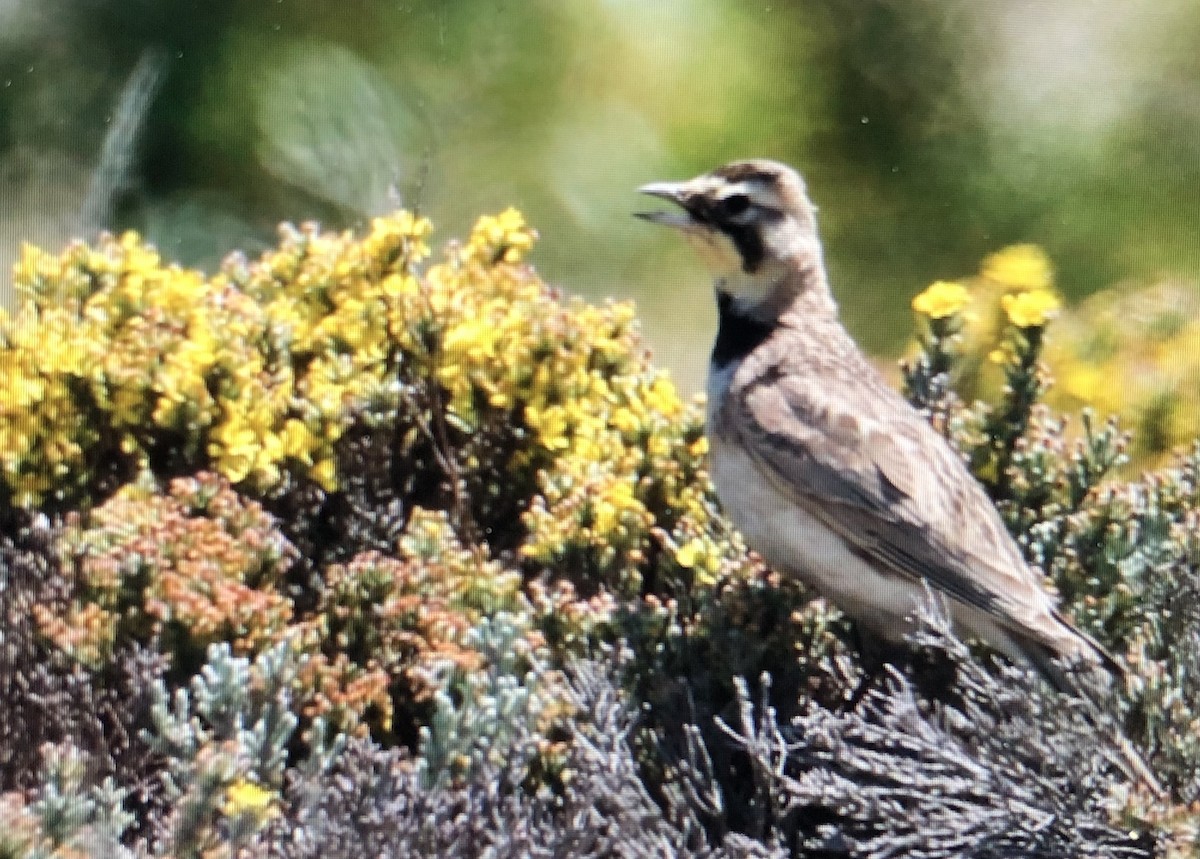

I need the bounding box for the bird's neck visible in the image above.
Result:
[711,245,838,369]
[776,237,838,319]
[712,291,774,369]
[716,241,837,320]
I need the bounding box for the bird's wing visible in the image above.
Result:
[729,370,1060,638]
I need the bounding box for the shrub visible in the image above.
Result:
[1,215,1197,856]
[908,242,1200,466]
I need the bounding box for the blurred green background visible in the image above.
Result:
[3,0,1199,392]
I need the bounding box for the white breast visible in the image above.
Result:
[707,429,926,639]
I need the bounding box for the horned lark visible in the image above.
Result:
[636,159,1118,689]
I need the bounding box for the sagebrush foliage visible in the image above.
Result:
[1,215,1198,857]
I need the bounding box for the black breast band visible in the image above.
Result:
[712,292,773,369]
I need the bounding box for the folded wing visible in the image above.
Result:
[729,369,1095,657]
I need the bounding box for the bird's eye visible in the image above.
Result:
[720,193,751,218]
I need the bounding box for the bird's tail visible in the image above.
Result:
[1020,620,1164,800]
[1021,611,1122,694]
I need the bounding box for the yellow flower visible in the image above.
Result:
[647,434,671,457]
[609,407,641,435]
[981,244,1053,291]
[911,280,970,319]
[466,208,537,264]
[381,273,420,298]
[281,418,316,462]
[223,779,277,821]
[590,480,640,534]
[1001,290,1061,328]
[642,376,682,418]
[312,457,338,491]
[674,538,703,569]
[442,318,498,362]
[526,404,571,450]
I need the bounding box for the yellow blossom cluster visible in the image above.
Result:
[664,482,740,589]
[22,205,755,744]
[910,244,1200,464]
[520,365,714,588]
[1,213,439,504]
[909,243,1065,398]
[910,280,970,320]
[361,207,716,587]
[981,243,1053,292]
[974,243,1061,331]
[911,243,1061,332]
[1000,289,1061,329]
[223,779,278,823]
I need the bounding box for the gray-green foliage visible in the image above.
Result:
[147,642,299,791]
[143,642,301,854]
[25,745,134,859]
[905,300,1200,804]
[417,612,551,788]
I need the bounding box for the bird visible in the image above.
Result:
[635,159,1120,692]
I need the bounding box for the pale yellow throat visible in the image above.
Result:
[684,228,786,312]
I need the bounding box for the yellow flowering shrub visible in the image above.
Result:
[15,207,747,743]
[909,242,1064,404]
[2,213,437,506]
[1,206,718,572]
[911,244,1200,464]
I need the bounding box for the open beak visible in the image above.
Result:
[635,180,696,227]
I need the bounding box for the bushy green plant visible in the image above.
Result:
[2,216,1198,856]
[906,243,1200,467]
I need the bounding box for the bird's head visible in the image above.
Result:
[637,159,823,314]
